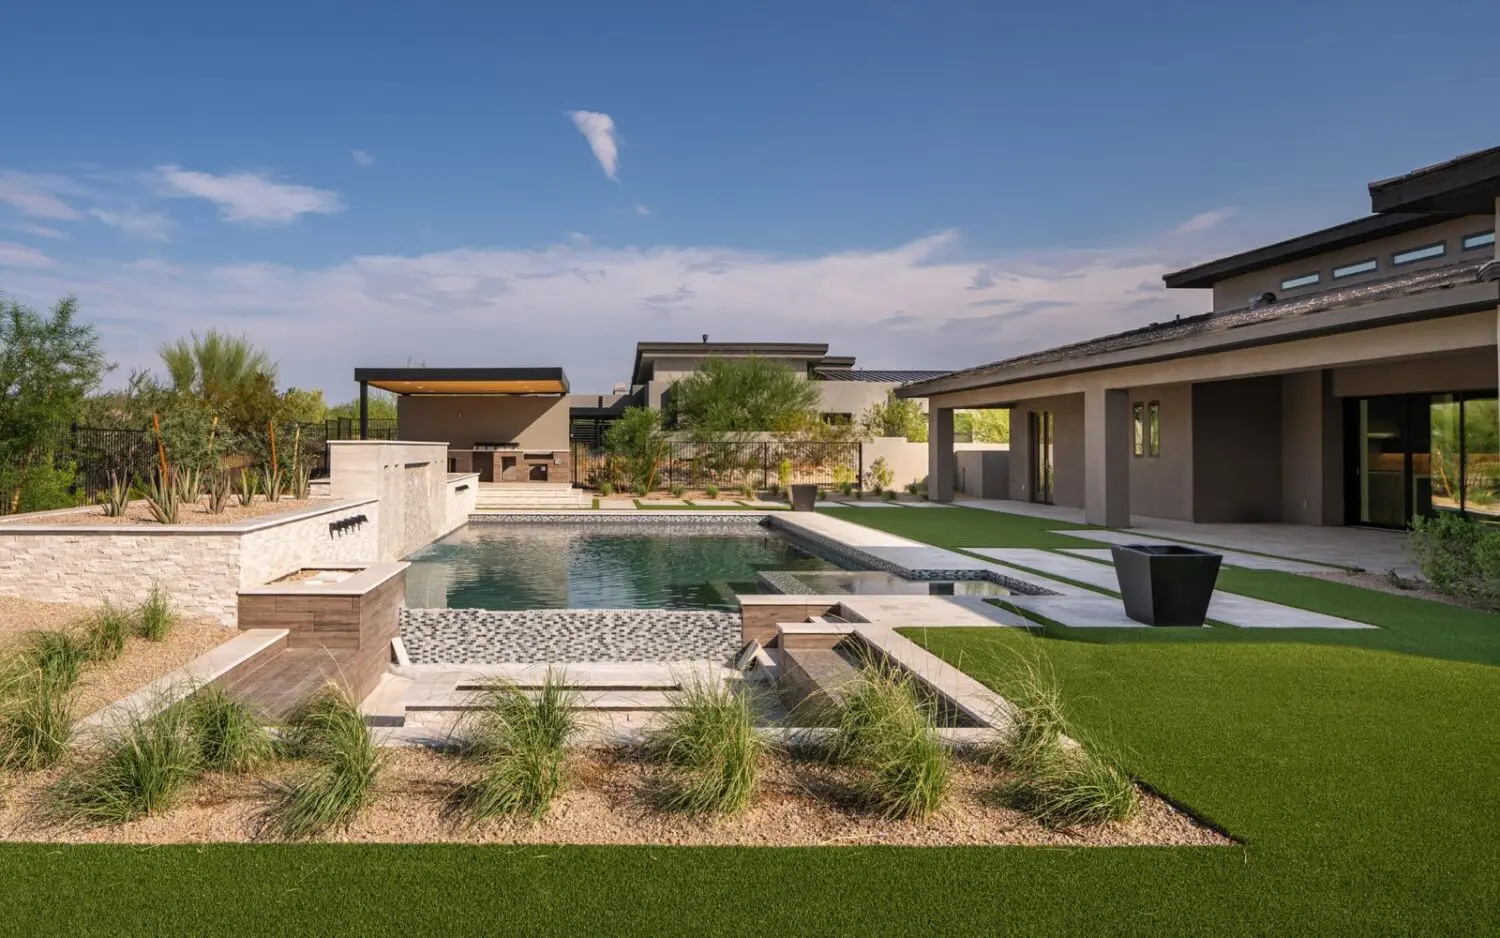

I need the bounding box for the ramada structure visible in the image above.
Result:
[356,340,947,482]
[907,144,1500,530]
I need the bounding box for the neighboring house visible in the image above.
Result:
[903,144,1500,529]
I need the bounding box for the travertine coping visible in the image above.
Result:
[237,560,409,596]
[0,497,380,535]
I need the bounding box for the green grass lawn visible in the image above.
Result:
[3,505,1497,935]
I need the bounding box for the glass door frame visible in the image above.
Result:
[1029,410,1055,505]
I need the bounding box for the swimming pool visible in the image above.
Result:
[404,522,846,610]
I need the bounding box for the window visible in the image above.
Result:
[1333,258,1378,279]
[1132,403,1144,457]
[1462,231,1496,251]
[1392,242,1446,266]
[1279,272,1321,290]
[1148,401,1161,457]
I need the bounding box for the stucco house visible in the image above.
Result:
[906,144,1500,529]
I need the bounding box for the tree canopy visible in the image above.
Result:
[859,392,927,442]
[666,358,820,439]
[955,409,1009,443]
[159,329,277,412]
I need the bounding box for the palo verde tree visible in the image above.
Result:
[666,357,820,440]
[859,392,928,442]
[0,295,108,513]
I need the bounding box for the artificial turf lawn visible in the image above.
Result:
[2,506,1496,935]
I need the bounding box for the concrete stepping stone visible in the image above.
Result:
[1054,530,1335,574]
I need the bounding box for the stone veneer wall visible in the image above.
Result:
[0,499,378,626]
[328,441,466,559]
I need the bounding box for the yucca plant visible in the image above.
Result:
[648,678,764,816]
[262,465,285,504]
[102,470,132,517]
[183,685,274,774]
[235,469,259,508]
[206,470,233,514]
[84,601,133,662]
[453,675,580,824]
[263,683,379,839]
[47,701,201,826]
[135,583,177,642]
[0,664,75,771]
[144,470,179,524]
[829,661,951,819]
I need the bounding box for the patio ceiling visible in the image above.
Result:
[354,367,569,395]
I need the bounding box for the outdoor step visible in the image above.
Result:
[406,688,682,712]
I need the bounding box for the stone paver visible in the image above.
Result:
[596,498,638,510]
[838,593,1028,628]
[967,548,1374,630]
[1058,535,1335,574]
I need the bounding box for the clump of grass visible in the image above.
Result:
[828,661,950,819]
[453,675,580,823]
[703,484,719,499]
[991,656,1139,827]
[262,683,379,839]
[84,602,133,662]
[47,702,199,826]
[17,630,90,691]
[135,583,177,642]
[183,685,274,773]
[648,678,764,816]
[0,665,75,771]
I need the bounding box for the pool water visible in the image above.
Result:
[404,524,844,610]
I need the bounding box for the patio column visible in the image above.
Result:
[1084,386,1131,527]
[928,405,955,502]
[358,380,368,440]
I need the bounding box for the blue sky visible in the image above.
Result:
[1,0,1497,397]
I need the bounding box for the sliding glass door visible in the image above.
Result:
[1350,391,1499,527]
[1029,411,1054,505]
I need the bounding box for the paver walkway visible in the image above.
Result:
[1058,538,1333,574]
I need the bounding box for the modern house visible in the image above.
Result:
[355,340,947,483]
[906,144,1500,529]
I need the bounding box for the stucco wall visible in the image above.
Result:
[862,438,929,489]
[1330,348,1497,398]
[396,395,570,451]
[1211,214,1494,311]
[813,381,917,421]
[1008,395,1085,508]
[1192,377,1284,522]
[0,499,381,626]
[955,447,1009,498]
[1125,383,1194,521]
[1281,370,1344,526]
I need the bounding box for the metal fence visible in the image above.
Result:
[572,440,863,490]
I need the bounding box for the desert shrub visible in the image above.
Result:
[829,662,950,819]
[85,602,133,662]
[648,679,763,815]
[1409,513,1500,602]
[47,702,199,825]
[704,483,719,499]
[136,583,177,642]
[883,489,897,501]
[865,457,893,495]
[453,675,579,823]
[184,685,273,773]
[669,483,686,498]
[777,459,792,491]
[599,481,614,497]
[263,683,379,839]
[739,482,755,500]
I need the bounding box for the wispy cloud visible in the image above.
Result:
[567,111,621,180]
[634,203,652,216]
[1171,207,1237,235]
[0,171,83,221]
[4,222,71,240]
[352,150,374,167]
[90,207,172,242]
[0,242,56,268]
[154,165,344,225]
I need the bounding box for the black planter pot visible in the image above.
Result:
[789,484,818,512]
[1110,544,1223,627]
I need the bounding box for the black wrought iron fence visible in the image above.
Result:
[572,440,863,490]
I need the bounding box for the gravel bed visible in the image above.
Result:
[5,496,323,527]
[0,748,1232,847]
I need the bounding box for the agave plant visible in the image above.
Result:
[206,471,233,514]
[102,471,131,517]
[290,466,311,500]
[145,471,179,524]
[262,465,285,503]
[235,469,259,508]
[171,467,201,509]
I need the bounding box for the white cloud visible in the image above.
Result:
[4,222,71,240]
[90,208,172,242]
[352,150,374,167]
[634,203,652,216]
[153,165,344,225]
[0,171,83,220]
[567,111,621,179]
[0,242,56,268]
[1171,208,1237,235]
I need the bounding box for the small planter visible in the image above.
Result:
[1110,544,1222,627]
[789,484,818,512]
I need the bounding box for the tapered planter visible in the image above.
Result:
[789,484,818,512]
[1110,544,1222,627]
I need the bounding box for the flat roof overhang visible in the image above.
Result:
[897,281,1500,400]
[1370,145,1500,215]
[353,367,569,395]
[632,341,831,384]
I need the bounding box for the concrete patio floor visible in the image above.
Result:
[954,497,1416,576]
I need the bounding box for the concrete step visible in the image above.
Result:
[407,688,681,713]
